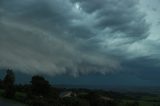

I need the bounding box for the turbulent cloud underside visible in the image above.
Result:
[0,0,151,76]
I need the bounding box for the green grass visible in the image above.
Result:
[0,89,4,96]
[1,88,160,106]
[117,95,160,106]
[15,92,27,103]
[141,95,160,101]
[0,89,27,105]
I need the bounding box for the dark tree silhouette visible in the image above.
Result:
[0,79,2,89]
[31,75,51,97]
[3,69,15,98]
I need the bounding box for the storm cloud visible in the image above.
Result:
[0,0,155,76]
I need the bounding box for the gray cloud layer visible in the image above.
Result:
[0,0,153,76]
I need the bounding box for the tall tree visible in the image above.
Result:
[31,75,50,97]
[3,69,15,98]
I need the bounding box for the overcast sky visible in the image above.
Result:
[0,0,160,85]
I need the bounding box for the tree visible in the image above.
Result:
[0,79,2,89]
[31,75,51,97]
[3,69,15,98]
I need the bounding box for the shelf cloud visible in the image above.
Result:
[1,0,159,78]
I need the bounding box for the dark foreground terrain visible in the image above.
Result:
[0,87,160,106]
[0,97,26,106]
[0,69,160,106]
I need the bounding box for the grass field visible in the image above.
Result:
[118,94,160,106]
[0,88,160,106]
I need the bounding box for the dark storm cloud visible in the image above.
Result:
[72,0,149,41]
[0,0,151,76]
[121,57,160,80]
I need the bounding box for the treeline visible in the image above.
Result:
[0,69,60,106]
[0,69,140,106]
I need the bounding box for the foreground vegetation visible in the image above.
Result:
[0,69,160,106]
